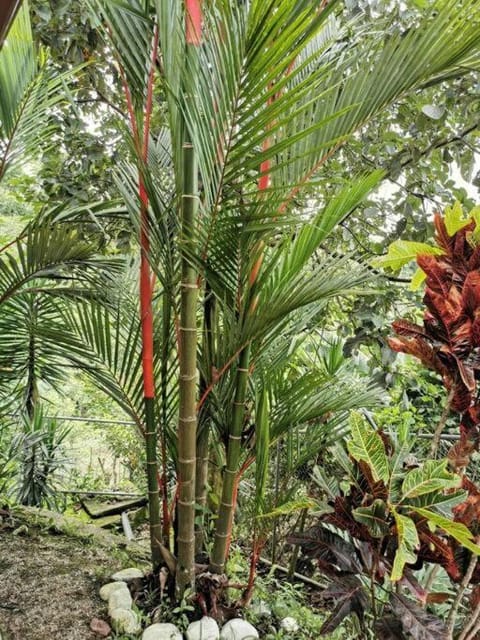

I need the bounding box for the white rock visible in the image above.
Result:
[108,587,132,614]
[111,567,144,581]
[186,616,219,640]
[280,617,299,633]
[110,608,142,634]
[99,581,128,601]
[142,622,183,640]
[220,619,259,640]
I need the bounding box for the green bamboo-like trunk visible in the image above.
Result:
[145,396,162,566]
[195,286,215,555]
[160,295,173,546]
[210,345,251,574]
[175,0,202,597]
[194,424,209,555]
[139,25,163,567]
[176,142,199,595]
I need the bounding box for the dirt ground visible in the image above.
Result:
[0,511,148,640]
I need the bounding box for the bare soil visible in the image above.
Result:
[0,509,149,640]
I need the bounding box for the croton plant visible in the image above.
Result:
[290,204,480,639]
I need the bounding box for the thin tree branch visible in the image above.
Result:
[447,553,478,638]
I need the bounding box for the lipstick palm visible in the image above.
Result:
[87,0,480,589]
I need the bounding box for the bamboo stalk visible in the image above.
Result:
[160,296,172,546]
[210,345,251,573]
[175,0,203,597]
[195,286,215,555]
[120,21,163,569]
[195,424,209,555]
[176,139,199,595]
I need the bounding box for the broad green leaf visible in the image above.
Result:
[410,267,426,291]
[391,510,419,582]
[401,460,461,501]
[371,240,444,271]
[258,497,315,520]
[408,490,467,515]
[412,507,480,555]
[347,414,389,484]
[353,499,389,538]
[470,206,480,242]
[444,201,471,236]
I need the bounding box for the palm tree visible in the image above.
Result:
[0,2,124,411]
[78,0,480,595]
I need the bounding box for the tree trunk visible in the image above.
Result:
[210,346,251,574]
[175,0,202,598]
[176,140,199,595]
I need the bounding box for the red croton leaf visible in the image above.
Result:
[424,288,463,336]
[417,527,462,583]
[448,439,475,472]
[470,584,480,608]
[471,314,480,347]
[426,592,450,604]
[388,336,439,371]
[433,212,455,253]
[390,592,448,640]
[453,475,480,528]
[462,271,480,316]
[468,245,480,271]
[416,254,451,298]
[392,319,427,338]
[449,380,472,413]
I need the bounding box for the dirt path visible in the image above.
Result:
[0,508,149,640]
[0,529,119,640]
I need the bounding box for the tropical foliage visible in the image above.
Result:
[2,2,480,634]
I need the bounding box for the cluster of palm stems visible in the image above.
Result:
[2,0,480,600]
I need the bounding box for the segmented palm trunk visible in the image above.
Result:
[210,345,251,573]
[160,297,173,546]
[176,0,202,597]
[140,134,162,570]
[194,423,209,554]
[124,23,162,568]
[195,287,215,555]
[209,101,272,574]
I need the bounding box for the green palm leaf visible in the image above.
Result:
[0,1,85,179]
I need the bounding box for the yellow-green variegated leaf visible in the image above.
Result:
[412,508,480,555]
[391,510,419,582]
[401,460,461,501]
[444,201,471,236]
[257,497,316,520]
[347,414,389,484]
[410,268,426,291]
[353,499,389,538]
[371,240,444,271]
[470,206,480,243]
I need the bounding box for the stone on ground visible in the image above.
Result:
[111,567,144,581]
[220,619,259,640]
[110,608,142,634]
[186,616,220,640]
[142,622,183,640]
[280,617,299,632]
[99,581,128,601]
[108,587,132,614]
[89,617,111,637]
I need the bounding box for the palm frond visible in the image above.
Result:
[0,1,85,179]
